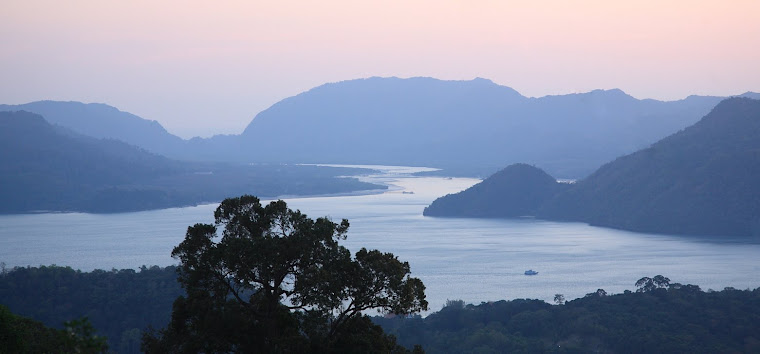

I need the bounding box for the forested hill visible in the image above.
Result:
[425,97,760,239]
[239,77,727,177]
[0,111,384,213]
[2,266,758,353]
[376,282,760,353]
[0,265,182,353]
[423,163,568,217]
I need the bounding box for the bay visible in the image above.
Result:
[1,165,759,313]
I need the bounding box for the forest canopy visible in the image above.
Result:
[143,195,427,353]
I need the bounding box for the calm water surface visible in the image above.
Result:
[1,165,759,312]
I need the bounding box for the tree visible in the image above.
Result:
[63,317,109,353]
[143,195,427,353]
[635,277,654,293]
[553,294,565,305]
[585,289,607,298]
[652,275,670,289]
[636,275,670,293]
[0,306,107,354]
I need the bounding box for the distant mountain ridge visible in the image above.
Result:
[0,101,189,158]
[425,97,760,239]
[238,77,744,177]
[4,79,758,177]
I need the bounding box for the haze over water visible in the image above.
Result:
[1,165,758,312]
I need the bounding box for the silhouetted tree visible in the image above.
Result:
[143,195,427,353]
[585,289,607,297]
[636,275,671,293]
[635,277,654,293]
[652,275,670,289]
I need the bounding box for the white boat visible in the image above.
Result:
[524,270,538,275]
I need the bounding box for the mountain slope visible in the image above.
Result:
[239,77,726,177]
[0,101,190,158]
[425,98,760,238]
[541,97,760,237]
[0,111,384,213]
[0,111,187,212]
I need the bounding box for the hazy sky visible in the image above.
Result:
[2,0,758,138]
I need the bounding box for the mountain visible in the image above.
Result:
[0,101,190,159]
[0,111,384,213]
[425,98,760,239]
[423,163,567,217]
[5,80,755,178]
[0,111,187,212]
[541,97,760,237]
[239,77,729,177]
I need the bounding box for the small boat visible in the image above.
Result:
[524,270,538,276]
[401,191,415,194]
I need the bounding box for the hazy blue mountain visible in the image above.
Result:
[0,101,193,158]
[541,97,760,238]
[5,81,755,178]
[425,98,760,238]
[0,111,383,213]
[0,111,186,212]
[239,77,730,177]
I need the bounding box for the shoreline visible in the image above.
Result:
[2,164,443,216]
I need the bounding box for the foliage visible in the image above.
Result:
[4,262,758,353]
[376,277,760,353]
[0,264,182,353]
[62,317,110,353]
[0,304,108,353]
[635,275,670,292]
[144,195,427,353]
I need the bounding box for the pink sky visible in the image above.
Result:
[2,0,759,138]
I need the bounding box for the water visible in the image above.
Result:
[1,165,759,313]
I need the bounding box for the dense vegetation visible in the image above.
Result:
[0,304,109,353]
[3,264,758,353]
[376,279,760,353]
[0,264,181,353]
[0,111,384,213]
[426,98,760,238]
[144,195,427,353]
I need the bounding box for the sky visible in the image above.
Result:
[1,0,759,138]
